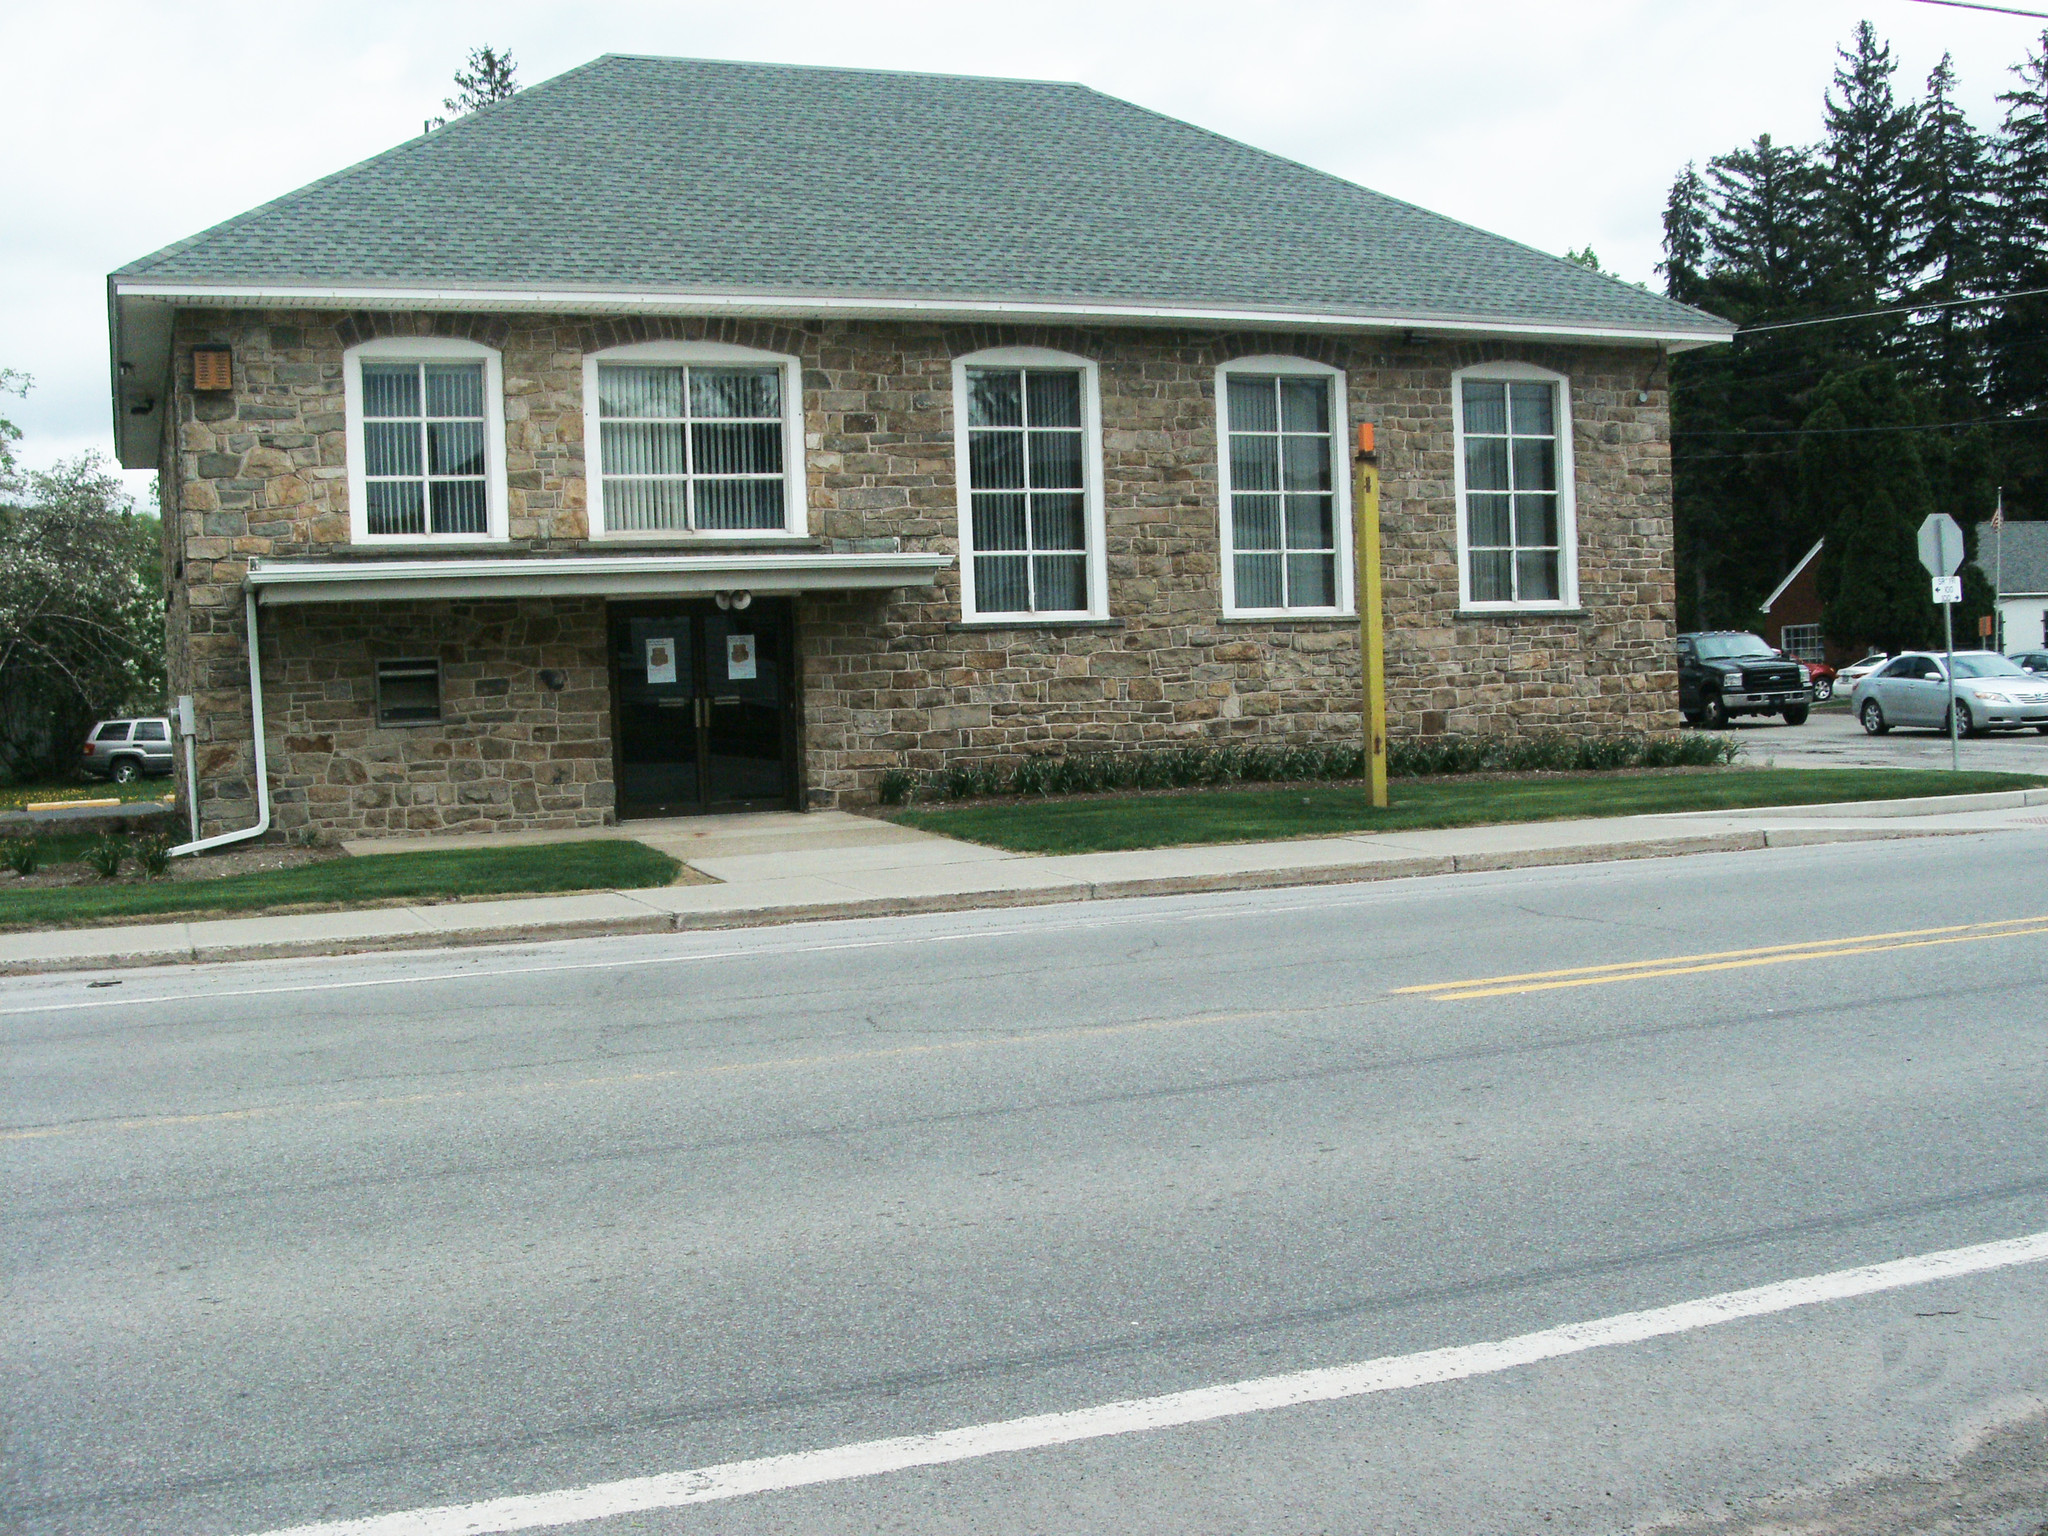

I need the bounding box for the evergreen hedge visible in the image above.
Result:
[874,733,1743,806]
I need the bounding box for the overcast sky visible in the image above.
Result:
[1,0,2035,498]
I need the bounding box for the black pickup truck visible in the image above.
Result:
[1677,632,1814,728]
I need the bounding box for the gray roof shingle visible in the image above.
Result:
[1976,520,2048,595]
[115,56,1727,337]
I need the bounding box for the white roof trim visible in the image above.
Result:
[111,280,1734,349]
[1759,538,1825,614]
[245,551,953,605]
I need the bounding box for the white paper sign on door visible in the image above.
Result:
[726,634,757,681]
[645,637,677,685]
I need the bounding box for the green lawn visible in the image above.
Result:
[0,779,175,811]
[0,840,681,930]
[892,768,2047,855]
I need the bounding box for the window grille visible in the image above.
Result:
[597,365,786,533]
[962,367,1089,614]
[1225,373,1337,610]
[360,363,489,537]
[1461,379,1561,605]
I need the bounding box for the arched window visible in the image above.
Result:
[344,336,508,544]
[1216,356,1353,616]
[1451,361,1578,610]
[951,346,1108,621]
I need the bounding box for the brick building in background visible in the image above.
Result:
[107,56,1732,845]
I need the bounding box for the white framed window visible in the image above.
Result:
[582,341,808,540]
[1778,623,1824,663]
[1452,362,1578,610]
[1217,357,1353,617]
[952,346,1108,621]
[343,337,508,545]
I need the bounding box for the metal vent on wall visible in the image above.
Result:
[192,346,233,392]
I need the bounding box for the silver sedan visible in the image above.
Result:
[1853,650,2048,736]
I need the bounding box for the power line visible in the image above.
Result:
[1677,415,2044,438]
[1905,0,2048,16]
[1736,287,2048,336]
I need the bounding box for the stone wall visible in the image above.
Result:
[262,598,612,841]
[162,310,1678,837]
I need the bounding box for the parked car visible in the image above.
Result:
[2010,649,2048,677]
[1805,661,1838,702]
[1851,651,2048,736]
[79,716,176,783]
[1832,652,1892,691]
[1677,631,1814,728]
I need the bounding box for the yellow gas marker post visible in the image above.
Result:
[1355,422,1388,808]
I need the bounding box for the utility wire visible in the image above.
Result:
[1905,0,2048,16]
[1736,287,2048,336]
[1677,415,2045,438]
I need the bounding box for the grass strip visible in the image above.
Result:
[892,768,2047,855]
[0,840,681,931]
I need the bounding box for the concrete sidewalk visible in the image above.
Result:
[4,792,2045,976]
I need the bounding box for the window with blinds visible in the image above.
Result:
[1225,373,1338,611]
[963,367,1089,615]
[596,365,786,534]
[1461,378,1563,606]
[360,362,490,537]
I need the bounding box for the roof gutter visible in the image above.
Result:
[110,279,1735,346]
[170,585,271,858]
[109,280,1732,466]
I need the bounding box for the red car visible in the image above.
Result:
[1805,662,1838,702]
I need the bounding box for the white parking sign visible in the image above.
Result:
[1931,576,1962,605]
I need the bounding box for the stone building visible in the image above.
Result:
[107,56,1731,846]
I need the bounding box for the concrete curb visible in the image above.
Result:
[1670,786,2048,820]
[1,823,1983,979]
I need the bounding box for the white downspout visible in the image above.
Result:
[170,584,271,857]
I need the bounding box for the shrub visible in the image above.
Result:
[137,834,174,878]
[3,838,41,876]
[877,731,1740,809]
[877,769,915,807]
[84,833,129,880]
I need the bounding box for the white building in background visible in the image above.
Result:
[1976,521,2048,653]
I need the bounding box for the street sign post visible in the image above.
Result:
[1918,513,1965,772]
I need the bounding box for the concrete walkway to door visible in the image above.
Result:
[340,810,1028,902]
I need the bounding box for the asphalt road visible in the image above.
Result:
[1721,699,2048,774]
[5,833,2047,1536]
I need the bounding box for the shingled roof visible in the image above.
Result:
[1976,520,2048,596]
[117,55,1729,332]
[109,56,1730,463]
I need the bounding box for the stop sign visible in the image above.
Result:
[1917,513,1964,577]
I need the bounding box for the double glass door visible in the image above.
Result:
[610,600,795,815]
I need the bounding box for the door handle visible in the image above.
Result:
[712,695,742,706]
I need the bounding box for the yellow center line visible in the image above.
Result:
[1412,923,2048,1002]
[1393,915,2048,995]
[0,1005,1299,1143]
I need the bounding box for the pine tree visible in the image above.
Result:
[1805,364,1938,653]
[426,46,519,131]
[1905,55,1997,416]
[1985,31,2048,524]
[1658,163,1710,306]
[1818,23,1922,332]
[1705,134,1825,317]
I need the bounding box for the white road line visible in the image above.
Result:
[246,1229,2048,1536]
